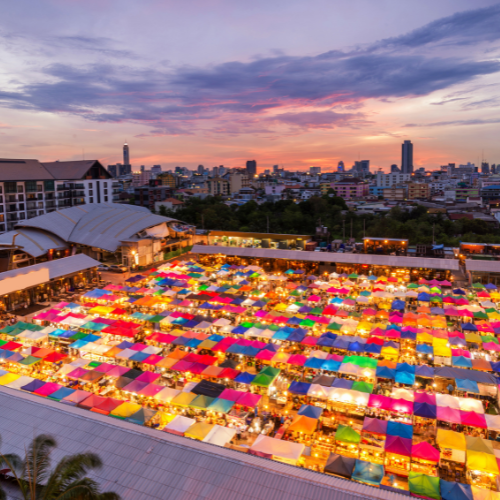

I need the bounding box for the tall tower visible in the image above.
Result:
[246,160,257,176]
[401,140,413,174]
[123,142,130,166]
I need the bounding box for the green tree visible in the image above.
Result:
[158,204,168,217]
[0,434,120,500]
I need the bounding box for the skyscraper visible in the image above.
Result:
[123,142,130,166]
[401,140,413,174]
[390,164,400,173]
[337,161,345,172]
[246,160,257,176]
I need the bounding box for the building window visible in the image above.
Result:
[104,196,108,202]
[44,180,54,191]
[0,225,4,232]
[89,197,94,203]
[19,213,25,219]
[19,204,24,210]
[89,190,93,196]
[5,182,16,194]
[38,211,44,216]
[104,182,107,187]
[37,184,43,192]
[17,184,24,193]
[88,183,93,189]
[25,181,37,192]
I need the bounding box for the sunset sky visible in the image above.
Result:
[1,0,500,172]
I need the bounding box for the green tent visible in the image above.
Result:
[344,355,377,369]
[252,366,281,387]
[300,319,315,327]
[429,296,442,302]
[19,355,41,366]
[70,332,87,341]
[352,381,373,394]
[348,273,358,279]
[407,283,418,289]
[189,395,215,410]
[473,283,485,289]
[327,323,342,331]
[430,287,442,293]
[408,472,440,500]
[241,322,255,328]
[125,407,157,425]
[149,315,165,323]
[473,311,488,319]
[481,335,499,344]
[335,425,360,444]
[87,361,102,368]
[207,398,234,413]
[310,307,323,315]
[360,291,372,296]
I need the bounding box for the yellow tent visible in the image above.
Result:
[274,303,288,311]
[157,412,176,428]
[171,392,197,407]
[110,402,142,418]
[434,345,452,357]
[417,332,433,344]
[471,486,500,500]
[88,305,114,315]
[184,421,215,440]
[436,429,466,451]
[467,450,499,475]
[381,346,399,361]
[356,321,373,331]
[465,333,482,343]
[0,373,20,385]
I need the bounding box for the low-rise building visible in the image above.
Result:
[207,177,230,197]
[154,198,185,213]
[375,172,411,187]
[407,183,430,200]
[382,186,406,201]
[331,178,369,199]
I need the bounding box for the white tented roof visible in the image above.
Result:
[17,203,178,252]
[465,259,500,273]
[192,245,460,271]
[0,387,407,500]
[0,228,68,258]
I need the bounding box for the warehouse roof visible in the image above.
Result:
[0,159,53,181]
[17,204,178,252]
[42,160,111,180]
[192,245,460,271]
[0,228,68,258]
[465,259,500,273]
[0,387,404,500]
[0,254,100,282]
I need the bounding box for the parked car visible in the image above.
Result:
[108,264,128,273]
[97,264,109,271]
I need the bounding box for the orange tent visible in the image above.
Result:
[287,415,318,435]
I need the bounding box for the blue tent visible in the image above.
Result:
[48,387,75,401]
[413,402,437,419]
[391,300,405,310]
[440,480,473,500]
[333,338,350,349]
[208,334,223,342]
[234,372,256,384]
[172,337,189,346]
[129,351,150,362]
[400,330,417,340]
[322,360,341,372]
[241,346,260,357]
[418,292,430,301]
[317,337,336,347]
[417,344,433,354]
[263,344,279,353]
[387,421,413,439]
[226,344,246,354]
[449,337,467,347]
[452,356,472,368]
[332,378,354,389]
[272,331,290,341]
[461,323,478,331]
[304,358,326,369]
[376,366,395,379]
[364,344,382,354]
[287,317,303,325]
[298,404,323,419]
[348,342,363,352]
[288,330,306,342]
[352,460,384,486]
[453,288,466,295]
[395,371,415,385]
[415,365,435,378]
[21,379,46,392]
[456,378,479,394]
[491,361,500,372]
[397,362,416,374]
[288,381,311,395]
[231,326,248,335]
[485,283,497,290]
[69,340,90,350]
[207,398,234,413]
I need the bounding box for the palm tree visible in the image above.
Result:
[0,434,120,500]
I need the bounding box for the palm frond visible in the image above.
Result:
[24,434,56,498]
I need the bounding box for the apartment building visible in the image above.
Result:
[407,183,431,200]
[207,177,230,196]
[0,159,118,233]
[375,172,411,187]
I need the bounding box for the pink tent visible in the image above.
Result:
[138,384,164,397]
[456,298,469,305]
[287,355,307,366]
[256,350,274,361]
[460,411,487,428]
[385,435,412,457]
[300,337,318,346]
[371,327,386,337]
[219,388,245,401]
[61,390,92,404]
[92,362,115,373]
[388,315,403,324]
[308,295,321,302]
[362,308,377,316]
[327,354,345,362]
[390,398,413,414]
[368,394,392,411]
[451,349,471,358]
[142,354,164,365]
[136,372,161,383]
[483,342,500,352]
[343,299,356,306]
[338,288,350,294]
[254,311,267,318]
[237,393,262,407]
[66,368,89,380]
[459,310,473,318]
[34,382,62,397]
[412,443,440,463]
[130,343,147,351]
[436,406,461,424]
[107,366,130,377]
[385,330,401,339]
[367,337,384,346]
[440,280,452,286]
[414,392,436,405]
[449,330,465,338]
[444,307,459,315]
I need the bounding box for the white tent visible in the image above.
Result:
[457,396,484,413]
[249,435,304,465]
[202,425,236,447]
[213,318,231,327]
[6,376,34,390]
[154,387,180,404]
[391,388,414,402]
[436,393,460,410]
[485,414,500,432]
[307,384,330,399]
[163,415,196,435]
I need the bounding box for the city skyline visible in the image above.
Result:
[1,1,500,171]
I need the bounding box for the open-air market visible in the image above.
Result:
[2,251,500,499]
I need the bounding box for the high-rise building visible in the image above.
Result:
[140,165,145,173]
[212,166,219,177]
[310,166,321,175]
[246,160,257,177]
[492,164,497,174]
[481,162,490,174]
[390,164,400,173]
[401,140,413,174]
[123,143,130,167]
[337,161,345,172]
[151,165,162,175]
[273,165,279,173]
[197,165,204,174]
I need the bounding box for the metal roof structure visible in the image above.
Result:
[0,228,68,258]
[0,159,54,181]
[17,204,178,252]
[465,259,500,273]
[192,245,461,271]
[0,254,100,282]
[42,160,111,180]
[0,387,405,500]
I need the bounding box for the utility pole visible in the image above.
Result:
[432,223,435,245]
[266,214,270,234]
[363,218,366,238]
[350,219,353,240]
[201,213,205,230]
[342,219,345,241]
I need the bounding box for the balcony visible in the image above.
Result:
[6,214,18,222]
[27,210,38,219]
[6,205,17,213]
[45,193,55,200]
[45,201,56,209]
